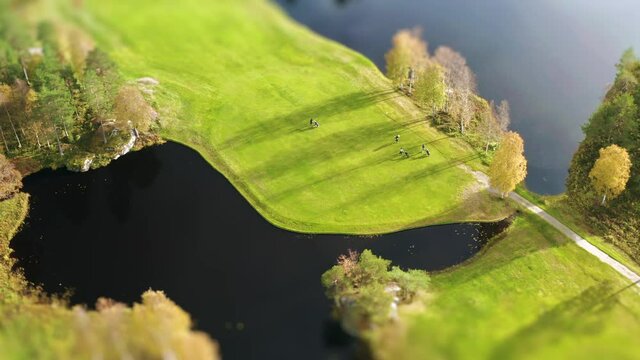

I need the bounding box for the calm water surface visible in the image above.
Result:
[11,143,509,360]
[277,0,640,194]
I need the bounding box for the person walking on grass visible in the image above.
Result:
[399,147,406,156]
[395,134,400,143]
[313,120,320,128]
[422,144,431,157]
[405,151,410,158]
[310,118,314,126]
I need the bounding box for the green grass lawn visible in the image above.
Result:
[21,1,640,358]
[53,0,511,234]
[515,186,640,275]
[371,211,640,360]
[0,193,29,305]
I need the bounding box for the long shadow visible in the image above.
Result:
[267,155,392,203]
[489,281,626,359]
[242,120,397,183]
[218,89,400,151]
[326,153,481,213]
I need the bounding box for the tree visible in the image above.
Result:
[83,49,121,144]
[477,101,500,153]
[413,63,446,113]
[434,46,476,134]
[34,77,75,156]
[114,85,154,133]
[476,99,510,153]
[495,100,511,132]
[588,144,632,205]
[0,152,21,200]
[488,131,528,197]
[384,28,429,88]
[0,83,22,148]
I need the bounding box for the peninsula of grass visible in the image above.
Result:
[370,212,640,360]
[54,0,511,234]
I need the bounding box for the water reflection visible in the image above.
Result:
[12,143,510,360]
[275,0,640,194]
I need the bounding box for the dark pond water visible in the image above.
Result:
[277,0,640,194]
[11,143,510,360]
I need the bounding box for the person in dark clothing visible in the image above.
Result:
[405,151,410,158]
[310,118,314,126]
[426,148,431,157]
[395,134,400,143]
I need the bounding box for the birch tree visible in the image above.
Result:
[385,28,429,88]
[589,144,632,205]
[0,84,22,148]
[434,46,476,133]
[488,131,528,197]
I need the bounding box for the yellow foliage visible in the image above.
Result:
[488,131,527,197]
[384,28,429,86]
[589,144,632,204]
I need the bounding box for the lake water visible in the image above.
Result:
[11,143,510,360]
[277,0,640,194]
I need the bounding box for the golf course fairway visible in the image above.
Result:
[57,0,509,234]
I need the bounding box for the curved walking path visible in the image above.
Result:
[509,192,640,285]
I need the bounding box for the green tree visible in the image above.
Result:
[34,76,75,155]
[322,250,430,327]
[83,49,121,143]
[0,84,21,149]
[414,63,446,113]
[589,144,632,205]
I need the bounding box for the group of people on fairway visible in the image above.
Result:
[397,134,430,159]
[307,121,430,159]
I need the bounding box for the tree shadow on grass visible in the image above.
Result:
[243,120,397,183]
[266,154,393,203]
[218,89,400,151]
[324,153,481,213]
[489,280,637,359]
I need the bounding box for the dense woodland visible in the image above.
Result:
[385,28,511,156]
[0,4,158,176]
[567,49,640,263]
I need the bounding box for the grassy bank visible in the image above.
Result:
[0,193,29,304]
[515,186,640,274]
[56,0,512,234]
[370,211,640,359]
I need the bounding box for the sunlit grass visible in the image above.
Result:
[371,212,640,359]
[55,0,512,234]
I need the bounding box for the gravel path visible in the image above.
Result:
[460,165,640,286]
[509,191,640,285]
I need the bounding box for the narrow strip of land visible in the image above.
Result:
[509,192,640,285]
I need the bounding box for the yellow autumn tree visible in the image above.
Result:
[488,131,528,198]
[384,28,429,88]
[589,144,632,205]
